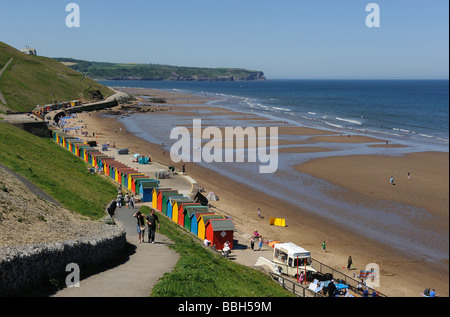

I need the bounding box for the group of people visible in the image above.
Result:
[423,288,438,297]
[250,230,264,251]
[116,192,135,208]
[133,209,160,243]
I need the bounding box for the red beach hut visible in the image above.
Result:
[177,202,201,227]
[205,219,235,250]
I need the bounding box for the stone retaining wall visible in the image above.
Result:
[0,226,126,296]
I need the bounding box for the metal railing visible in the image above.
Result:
[310,257,387,297]
[268,272,324,297]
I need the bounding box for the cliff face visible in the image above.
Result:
[109,72,266,82]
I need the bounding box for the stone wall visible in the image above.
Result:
[0,226,126,296]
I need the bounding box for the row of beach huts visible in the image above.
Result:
[33,100,82,119]
[50,127,236,251]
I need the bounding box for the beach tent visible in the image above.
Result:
[269,217,286,227]
[139,180,159,202]
[206,192,219,201]
[162,193,183,216]
[197,214,226,240]
[170,198,194,223]
[205,219,235,250]
[177,202,201,227]
[151,188,172,209]
[189,211,215,236]
[157,190,178,212]
[138,156,150,164]
[194,191,209,206]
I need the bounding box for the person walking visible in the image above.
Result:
[347,256,353,270]
[146,209,160,243]
[182,164,186,174]
[257,208,262,219]
[390,176,394,185]
[129,194,135,209]
[250,237,255,250]
[133,210,146,243]
[124,193,130,208]
[116,193,123,208]
[322,240,327,251]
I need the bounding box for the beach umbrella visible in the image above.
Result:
[268,240,282,248]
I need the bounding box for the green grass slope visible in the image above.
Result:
[0,42,115,113]
[0,122,117,219]
[140,206,294,297]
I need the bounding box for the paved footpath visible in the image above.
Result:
[52,205,179,297]
[52,147,275,297]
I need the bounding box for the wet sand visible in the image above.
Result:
[66,87,449,297]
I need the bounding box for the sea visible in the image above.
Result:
[100,79,449,263]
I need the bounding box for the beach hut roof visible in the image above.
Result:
[140,181,159,189]
[168,196,188,203]
[206,219,235,231]
[199,214,224,223]
[190,211,215,220]
[153,187,172,193]
[185,206,210,214]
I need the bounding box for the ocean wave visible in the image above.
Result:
[336,117,362,125]
[272,106,292,112]
[324,122,343,129]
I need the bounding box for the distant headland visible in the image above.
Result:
[55,58,266,82]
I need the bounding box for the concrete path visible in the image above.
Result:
[0,58,13,107]
[52,205,179,297]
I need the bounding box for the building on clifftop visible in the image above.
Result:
[21,46,37,55]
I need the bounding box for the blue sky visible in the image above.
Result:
[1,0,448,79]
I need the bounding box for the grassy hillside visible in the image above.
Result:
[55,58,266,81]
[0,122,292,296]
[140,206,293,297]
[0,122,117,220]
[0,42,115,113]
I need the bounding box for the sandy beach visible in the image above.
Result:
[63,87,449,297]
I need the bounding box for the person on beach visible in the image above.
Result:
[133,210,146,243]
[408,172,411,180]
[146,209,160,243]
[250,237,255,250]
[390,176,394,185]
[257,208,262,218]
[347,256,353,270]
[258,236,263,251]
[322,240,327,251]
[182,164,186,174]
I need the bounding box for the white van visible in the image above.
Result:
[273,242,317,278]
